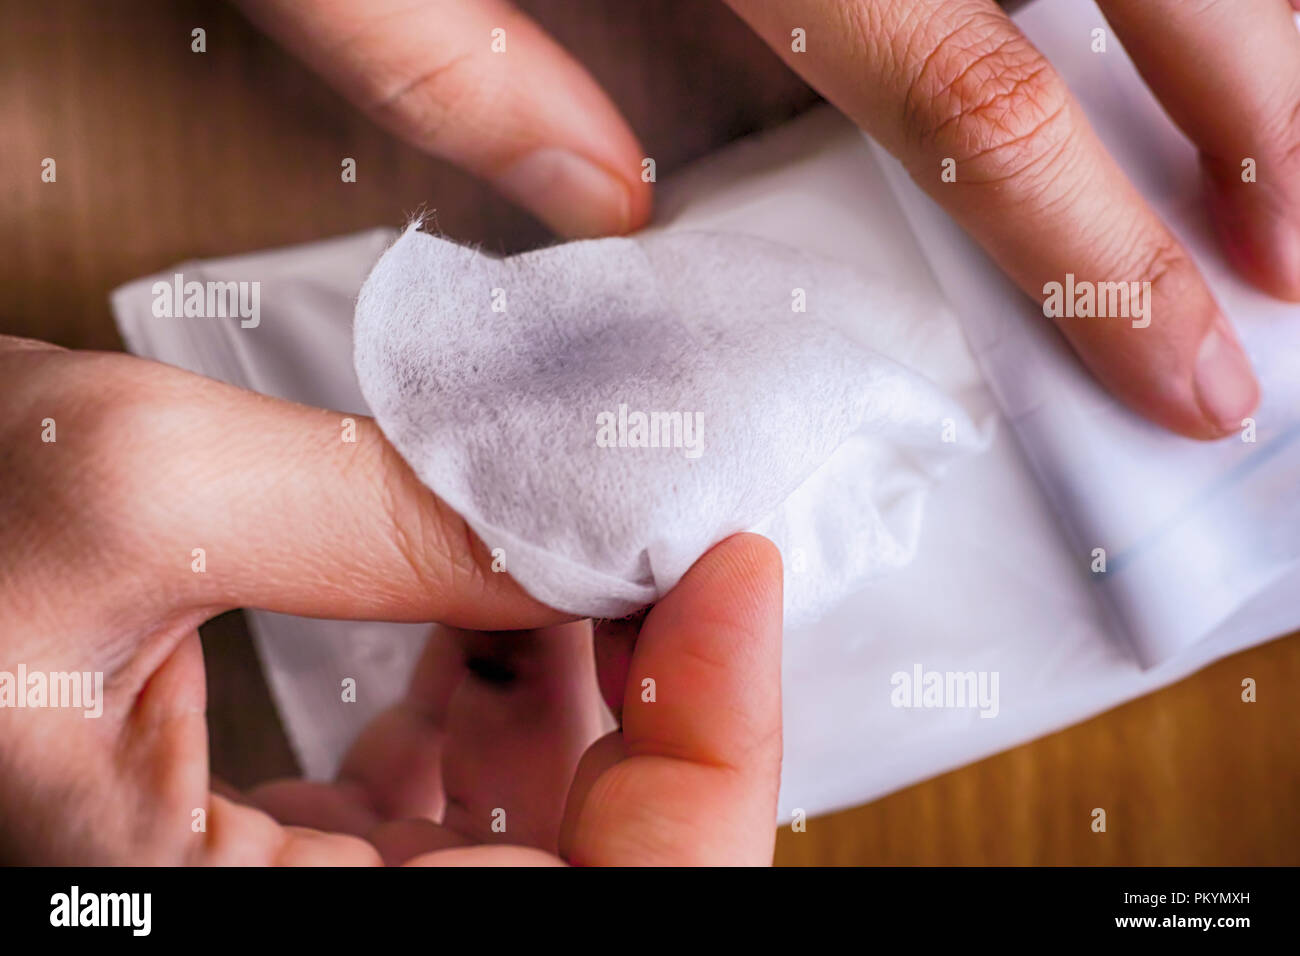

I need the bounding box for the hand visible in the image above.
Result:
[249,540,782,866]
[238,0,1300,439]
[0,337,783,865]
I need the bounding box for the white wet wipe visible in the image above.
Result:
[353,224,984,624]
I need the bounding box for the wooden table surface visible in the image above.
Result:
[3,0,1296,865]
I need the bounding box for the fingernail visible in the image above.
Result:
[494,148,632,238]
[1194,318,1259,433]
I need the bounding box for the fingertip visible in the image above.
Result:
[1052,249,1259,442]
[592,535,782,725]
[626,171,655,232]
[617,532,783,768]
[688,532,784,604]
[718,530,785,572]
[562,537,785,865]
[493,149,648,238]
[656,533,784,645]
[1193,318,1261,438]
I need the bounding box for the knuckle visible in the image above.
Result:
[365,51,489,152]
[1183,0,1235,16]
[375,437,491,610]
[1093,227,1197,333]
[1131,237,1188,291]
[1203,96,1300,184]
[1265,97,1300,172]
[71,362,189,510]
[0,352,186,635]
[902,12,1075,187]
[3,353,148,518]
[1099,217,1193,297]
[1127,234,1198,312]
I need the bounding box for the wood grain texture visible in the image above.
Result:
[2,0,1295,865]
[775,637,1300,865]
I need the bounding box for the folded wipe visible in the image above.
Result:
[354,226,983,623]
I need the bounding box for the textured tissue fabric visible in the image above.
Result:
[354,223,984,624]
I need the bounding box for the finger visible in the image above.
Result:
[328,630,466,823]
[245,779,381,837]
[367,818,475,865]
[202,796,383,865]
[435,621,608,851]
[330,621,606,852]
[266,826,382,866]
[725,0,1259,438]
[236,0,650,238]
[247,622,607,860]
[560,533,783,866]
[249,635,462,834]
[591,607,649,722]
[1097,0,1300,300]
[404,844,566,866]
[2,348,568,632]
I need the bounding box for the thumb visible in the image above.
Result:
[236,0,651,238]
[560,533,784,866]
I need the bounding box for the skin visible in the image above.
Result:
[0,337,783,865]
[236,0,1300,439]
[10,0,1296,862]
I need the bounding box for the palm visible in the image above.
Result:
[247,621,610,864]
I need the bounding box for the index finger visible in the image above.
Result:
[0,345,565,635]
[725,0,1259,439]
